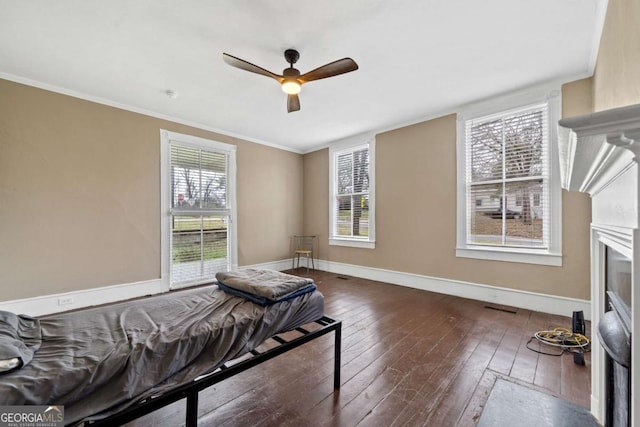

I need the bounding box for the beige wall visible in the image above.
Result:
[593,0,640,111]
[303,80,593,300]
[5,0,633,304]
[0,79,303,300]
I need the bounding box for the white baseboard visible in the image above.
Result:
[0,260,294,317]
[0,279,167,317]
[0,258,590,321]
[240,258,294,272]
[315,259,591,320]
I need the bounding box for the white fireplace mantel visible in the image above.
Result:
[558,103,640,425]
[559,104,640,196]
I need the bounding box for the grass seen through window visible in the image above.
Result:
[172,216,227,263]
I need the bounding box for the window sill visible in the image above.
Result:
[456,246,562,266]
[330,238,375,249]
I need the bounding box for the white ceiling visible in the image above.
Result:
[0,0,607,153]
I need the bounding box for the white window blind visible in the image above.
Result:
[332,145,370,240]
[170,144,230,287]
[465,103,549,249]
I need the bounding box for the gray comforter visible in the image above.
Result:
[0,311,41,373]
[0,284,324,424]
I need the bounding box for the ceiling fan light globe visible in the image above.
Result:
[281,81,301,95]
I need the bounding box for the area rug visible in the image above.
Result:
[477,378,598,427]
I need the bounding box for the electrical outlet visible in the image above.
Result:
[58,297,73,306]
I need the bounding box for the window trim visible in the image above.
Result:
[455,84,562,266]
[160,130,238,289]
[328,133,376,249]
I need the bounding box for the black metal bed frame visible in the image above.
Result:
[84,315,341,427]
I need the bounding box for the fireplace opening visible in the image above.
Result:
[606,247,631,321]
[598,246,632,427]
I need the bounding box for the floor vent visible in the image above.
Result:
[484,305,518,314]
[336,276,350,280]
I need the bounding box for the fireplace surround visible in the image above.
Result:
[559,103,640,426]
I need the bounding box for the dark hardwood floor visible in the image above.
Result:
[126,269,591,427]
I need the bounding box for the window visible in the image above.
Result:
[533,192,541,207]
[161,130,237,288]
[456,87,561,266]
[329,135,375,248]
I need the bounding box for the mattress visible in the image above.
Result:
[0,284,324,424]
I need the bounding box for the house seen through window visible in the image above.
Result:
[456,88,561,266]
[467,105,547,248]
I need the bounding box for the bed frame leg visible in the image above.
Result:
[334,322,341,390]
[186,391,199,427]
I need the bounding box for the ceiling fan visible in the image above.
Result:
[222,49,358,113]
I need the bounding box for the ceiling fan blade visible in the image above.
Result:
[223,53,283,82]
[287,94,300,113]
[299,58,358,83]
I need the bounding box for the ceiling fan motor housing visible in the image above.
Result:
[283,68,301,78]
